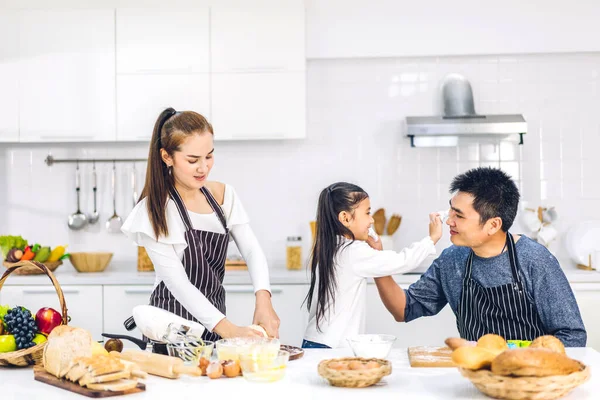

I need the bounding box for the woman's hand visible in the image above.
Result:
[252,290,280,338]
[213,318,264,339]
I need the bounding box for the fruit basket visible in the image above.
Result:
[2,260,63,275]
[459,363,590,400]
[318,357,392,388]
[1,236,68,275]
[0,261,68,367]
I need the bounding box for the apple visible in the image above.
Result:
[35,307,62,335]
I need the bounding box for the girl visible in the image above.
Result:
[122,108,279,353]
[302,182,443,348]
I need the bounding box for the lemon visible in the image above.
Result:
[92,341,108,356]
[0,335,17,353]
[32,334,47,345]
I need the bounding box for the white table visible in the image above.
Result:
[4,348,600,399]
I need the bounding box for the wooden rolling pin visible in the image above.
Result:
[110,350,202,379]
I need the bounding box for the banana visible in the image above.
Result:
[47,246,67,262]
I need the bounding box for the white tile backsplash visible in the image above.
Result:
[1,52,599,271]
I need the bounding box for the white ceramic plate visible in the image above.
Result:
[565,221,600,266]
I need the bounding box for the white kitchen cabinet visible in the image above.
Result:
[572,284,600,351]
[103,285,154,348]
[0,11,19,142]
[306,0,600,59]
[18,9,115,142]
[365,284,459,347]
[211,72,306,140]
[116,8,209,74]
[210,1,305,73]
[116,74,210,141]
[225,285,309,347]
[0,285,103,341]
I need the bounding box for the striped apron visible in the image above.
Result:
[456,233,545,341]
[149,186,229,343]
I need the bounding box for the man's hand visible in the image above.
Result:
[252,290,280,338]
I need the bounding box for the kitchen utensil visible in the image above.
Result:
[106,162,123,233]
[167,340,214,363]
[131,163,138,208]
[111,349,202,379]
[347,334,396,359]
[131,305,206,342]
[318,357,392,388]
[69,252,113,273]
[279,345,304,361]
[88,163,100,224]
[34,366,145,397]
[216,337,280,362]
[68,164,87,230]
[102,333,147,350]
[373,208,386,236]
[408,346,454,367]
[386,214,402,236]
[238,350,290,382]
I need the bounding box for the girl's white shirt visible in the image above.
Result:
[303,235,436,348]
[121,184,270,331]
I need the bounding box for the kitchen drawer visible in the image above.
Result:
[103,285,154,348]
[225,284,309,347]
[0,285,103,340]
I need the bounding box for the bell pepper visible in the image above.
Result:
[20,247,35,261]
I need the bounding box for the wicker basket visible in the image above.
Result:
[318,357,392,388]
[3,260,62,275]
[0,261,68,367]
[459,361,590,400]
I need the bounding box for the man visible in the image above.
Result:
[375,167,586,346]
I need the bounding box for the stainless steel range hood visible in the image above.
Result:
[406,74,526,147]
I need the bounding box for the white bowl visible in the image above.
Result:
[347,334,396,359]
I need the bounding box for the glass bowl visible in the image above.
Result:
[238,350,289,382]
[166,339,214,363]
[216,337,280,361]
[347,334,396,359]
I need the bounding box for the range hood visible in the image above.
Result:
[406,74,526,147]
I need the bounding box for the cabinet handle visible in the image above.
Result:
[124,288,154,294]
[229,66,287,73]
[24,288,79,294]
[224,286,283,294]
[38,135,95,140]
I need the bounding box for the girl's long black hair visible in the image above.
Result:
[303,182,369,332]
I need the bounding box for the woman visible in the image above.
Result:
[122,108,279,352]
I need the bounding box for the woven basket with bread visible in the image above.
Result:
[447,334,590,400]
[318,357,391,388]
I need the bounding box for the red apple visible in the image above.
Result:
[35,307,62,335]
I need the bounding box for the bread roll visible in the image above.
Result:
[477,334,508,355]
[451,346,497,370]
[43,325,93,378]
[491,348,581,377]
[248,324,268,337]
[530,335,566,354]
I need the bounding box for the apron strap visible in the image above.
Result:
[506,232,524,291]
[200,186,228,232]
[168,187,194,231]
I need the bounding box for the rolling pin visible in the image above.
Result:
[110,350,202,379]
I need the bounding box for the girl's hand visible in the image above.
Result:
[367,234,383,250]
[252,290,281,338]
[429,212,443,244]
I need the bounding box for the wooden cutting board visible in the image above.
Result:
[407,346,455,368]
[34,366,145,398]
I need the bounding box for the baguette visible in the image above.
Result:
[491,348,582,377]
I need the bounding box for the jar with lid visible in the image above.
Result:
[286,236,303,270]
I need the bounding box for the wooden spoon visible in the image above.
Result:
[387,214,402,236]
[373,208,386,236]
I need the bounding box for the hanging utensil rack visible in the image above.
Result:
[45,154,147,166]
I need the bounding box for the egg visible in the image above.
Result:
[348,360,367,370]
[207,360,223,379]
[365,361,381,369]
[198,357,210,376]
[328,361,348,371]
[222,360,241,378]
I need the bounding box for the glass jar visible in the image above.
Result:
[286,236,302,270]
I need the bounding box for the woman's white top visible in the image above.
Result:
[303,236,436,348]
[121,184,270,332]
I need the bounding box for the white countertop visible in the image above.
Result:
[3,264,600,286]
[3,347,600,399]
